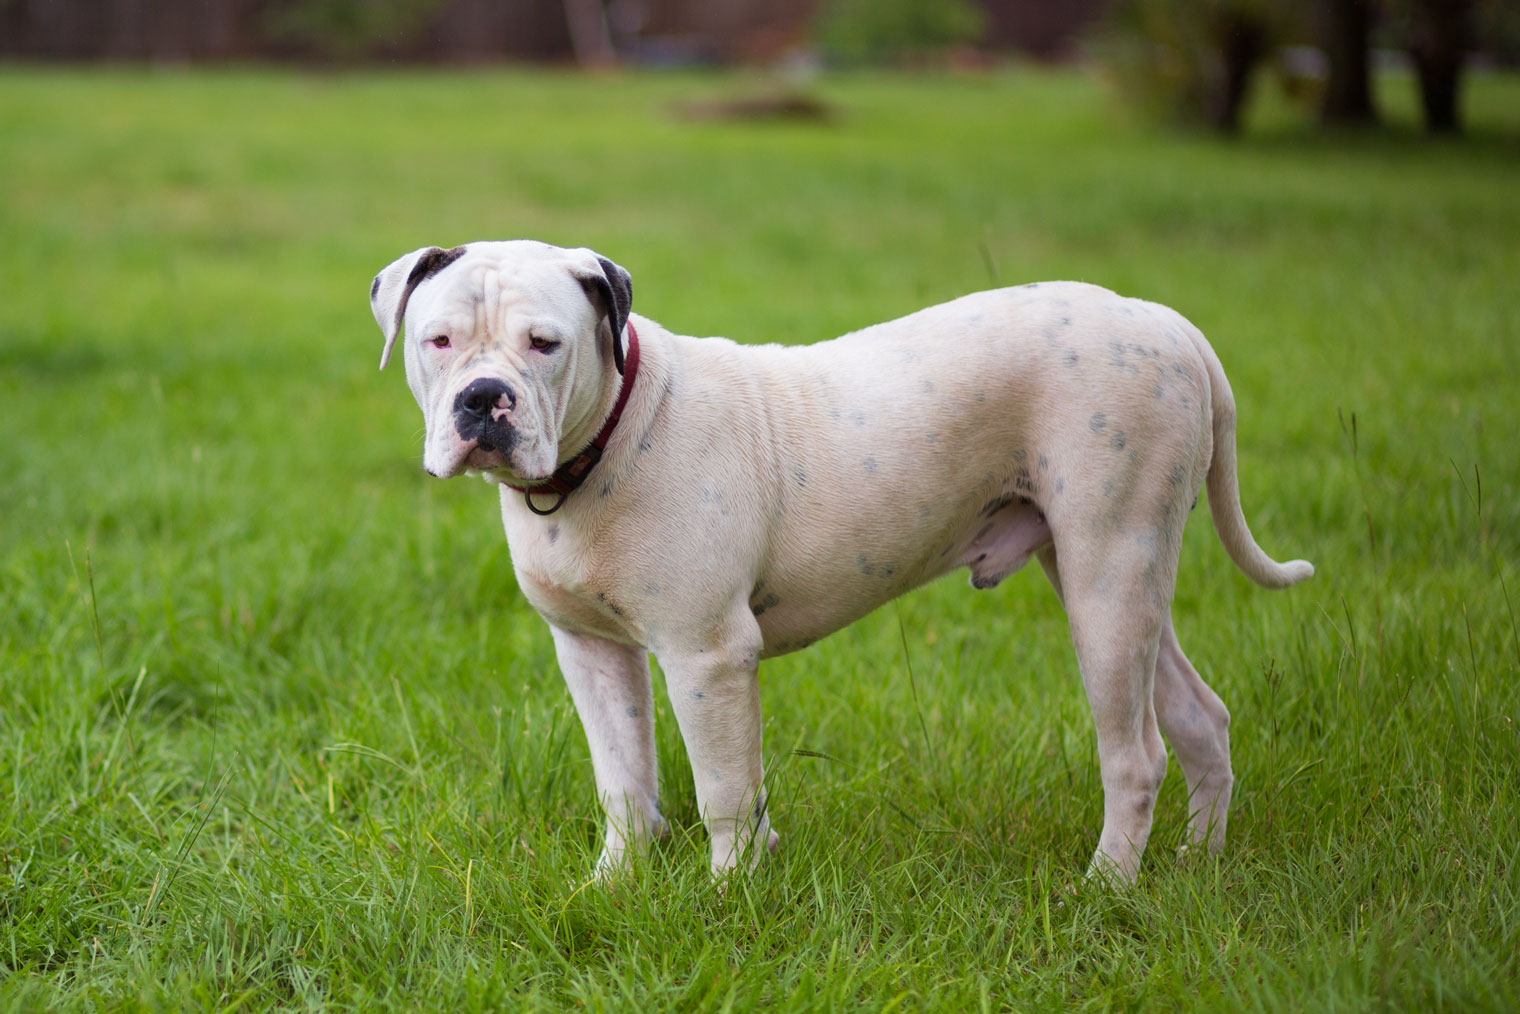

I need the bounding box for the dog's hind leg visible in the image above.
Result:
[1041,528,1174,885]
[1153,614,1233,855]
[1046,543,1234,862]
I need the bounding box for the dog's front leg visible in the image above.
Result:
[658,614,778,876]
[550,626,667,876]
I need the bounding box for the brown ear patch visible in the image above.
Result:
[577,255,633,375]
[392,245,468,338]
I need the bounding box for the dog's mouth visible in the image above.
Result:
[425,436,508,479]
[463,443,510,472]
[448,440,560,488]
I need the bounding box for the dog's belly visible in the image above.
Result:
[750,497,1051,657]
[732,283,1204,657]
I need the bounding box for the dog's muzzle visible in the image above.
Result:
[453,377,518,454]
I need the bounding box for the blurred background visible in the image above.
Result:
[3,3,1519,1007]
[4,0,1519,133]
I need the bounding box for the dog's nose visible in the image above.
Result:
[453,378,518,452]
[455,378,515,420]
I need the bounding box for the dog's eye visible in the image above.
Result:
[529,335,559,352]
[430,336,451,349]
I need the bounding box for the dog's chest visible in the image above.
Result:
[504,512,643,643]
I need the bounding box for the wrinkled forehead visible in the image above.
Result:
[408,241,593,334]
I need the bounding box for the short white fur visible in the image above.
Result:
[370,239,1313,883]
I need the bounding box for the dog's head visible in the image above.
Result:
[369,240,631,483]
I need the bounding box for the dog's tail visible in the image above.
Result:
[1196,333,1314,590]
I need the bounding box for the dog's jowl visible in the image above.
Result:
[370,240,1313,883]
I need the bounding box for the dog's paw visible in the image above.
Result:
[592,848,629,882]
[1174,836,1225,863]
[1083,851,1141,889]
[708,822,780,878]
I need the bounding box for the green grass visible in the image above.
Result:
[2,64,1518,1011]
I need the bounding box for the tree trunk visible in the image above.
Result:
[1414,51,1462,132]
[562,0,615,68]
[1408,0,1473,134]
[1212,15,1266,134]
[1321,0,1378,126]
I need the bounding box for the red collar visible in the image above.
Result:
[505,322,640,516]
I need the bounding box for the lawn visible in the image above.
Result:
[1,65,1518,1011]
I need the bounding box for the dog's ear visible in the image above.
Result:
[370,245,467,370]
[571,251,633,375]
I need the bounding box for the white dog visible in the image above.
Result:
[370,240,1312,883]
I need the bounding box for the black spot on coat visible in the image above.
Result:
[981,494,1016,517]
[595,591,626,619]
[750,592,781,617]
